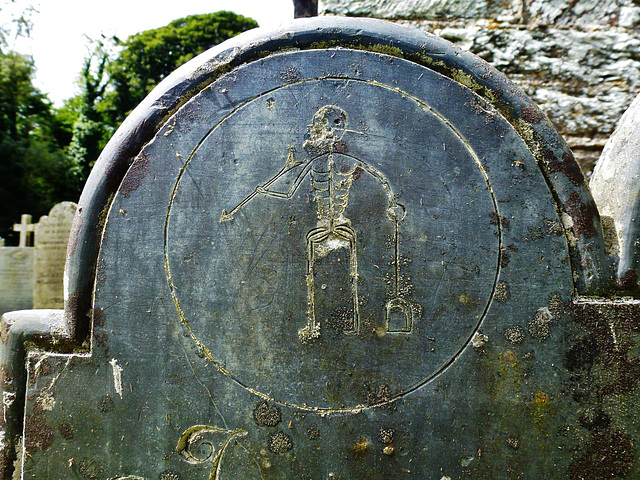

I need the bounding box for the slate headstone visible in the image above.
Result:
[33,202,77,309]
[7,18,634,480]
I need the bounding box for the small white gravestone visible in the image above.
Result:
[13,214,35,247]
[33,202,77,309]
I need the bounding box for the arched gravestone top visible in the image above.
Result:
[591,93,640,293]
[64,17,609,340]
[19,17,614,480]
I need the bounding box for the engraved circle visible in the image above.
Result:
[165,76,502,412]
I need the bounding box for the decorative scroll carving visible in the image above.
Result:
[176,425,248,480]
[108,425,247,480]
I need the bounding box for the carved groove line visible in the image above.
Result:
[164,75,503,414]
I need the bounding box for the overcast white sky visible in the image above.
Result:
[6,0,295,106]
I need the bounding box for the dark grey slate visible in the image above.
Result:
[4,17,636,480]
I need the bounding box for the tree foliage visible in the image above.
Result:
[107,11,258,123]
[0,52,76,242]
[66,39,115,185]
[60,11,258,203]
[0,10,258,241]
[0,0,35,52]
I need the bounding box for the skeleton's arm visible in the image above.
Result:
[220,152,316,222]
[355,162,406,221]
[255,164,311,198]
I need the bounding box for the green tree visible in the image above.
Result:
[0,51,72,241]
[66,38,114,187]
[63,11,258,193]
[106,11,258,123]
[0,10,259,241]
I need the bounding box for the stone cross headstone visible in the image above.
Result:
[2,18,638,480]
[0,213,36,316]
[13,214,34,247]
[33,202,77,309]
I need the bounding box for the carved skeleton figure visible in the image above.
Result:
[220,106,415,343]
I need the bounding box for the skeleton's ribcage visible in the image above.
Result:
[311,167,354,222]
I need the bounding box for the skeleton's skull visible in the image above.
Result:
[305,105,348,151]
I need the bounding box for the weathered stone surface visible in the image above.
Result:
[6,17,619,480]
[33,202,77,309]
[567,298,640,480]
[0,247,34,316]
[318,0,523,21]
[590,93,640,291]
[324,0,640,27]
[320,0,640,174]
[528,0,640,27]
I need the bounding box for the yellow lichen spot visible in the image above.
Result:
[458,293,471,305]
[534,391,549,405]
[368,44,405,59]
[353,438,368,454]
[383,445,394,455]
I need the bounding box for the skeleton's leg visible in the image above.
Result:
[299,228,328,342]
[335,225,359,334]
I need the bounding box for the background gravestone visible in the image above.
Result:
[0,215,35,316]
[33,202,77,309]
[590,93,640,291]
[0,245,34,316]
[6,17,640,480]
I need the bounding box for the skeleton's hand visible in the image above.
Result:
[387,203,406,222]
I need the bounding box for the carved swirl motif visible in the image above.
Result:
[176,425,248,480]
[108,425,247,480]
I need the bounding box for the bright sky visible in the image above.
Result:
[7,0,295,106]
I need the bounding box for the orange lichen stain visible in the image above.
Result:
[532,390,555,433]
[503,350,517,363]
[534,391,549,406]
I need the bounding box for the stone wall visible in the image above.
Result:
[319,0,640,174]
